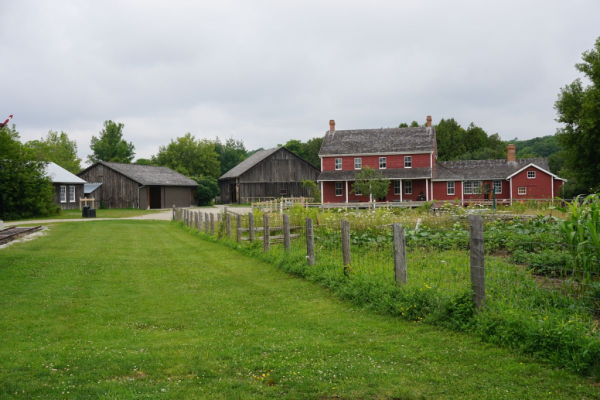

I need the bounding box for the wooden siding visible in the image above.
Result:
[53,183,84,210]
[79,163,140,208]
[219,148,320,203]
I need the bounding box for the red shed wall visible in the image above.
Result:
[511,167,554,199]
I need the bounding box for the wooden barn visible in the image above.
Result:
[78,161,197,209]
[45,162,86,210]
[219,147,320,204]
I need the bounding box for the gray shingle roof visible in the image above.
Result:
[318,168,432,181]
[88,161,197,186]
[219,147,281,180]
[434,158,550,180]
[319,127,436,156]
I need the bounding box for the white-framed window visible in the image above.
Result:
[447,181,455,195]
[60,186,66,203]
[354,158,362,170]
[335,182,343,196]
[404,156,412,168]
[379,157,386,169]
[404,180,412,195]
[493,180,502,194]
[518,187,526,195]
[527,171,536,179]
[394,181,401,195]
[335,158,342,170]
[464,181,482,195]
[69,185,75,202]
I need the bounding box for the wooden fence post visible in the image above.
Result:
[236,214,242,243]
[263,214,270,252]
[172,205,176,220]
[204,213,209,233]
[393,223,407,285]
[341,219,351,274]
[196,212,200,232]
[468,215,485,309]
[217,214,222,238]
[306,217,315,266]
[199,211,203,230]
[249,212,255,242]
[226,213,231,239]
[210,213,215,235]
[283,214,291,251]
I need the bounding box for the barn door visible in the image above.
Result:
[230,184,237,203]
[149,186,162,209]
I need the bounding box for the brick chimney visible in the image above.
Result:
[426,116,432,127]
[507,144,516,162]
[329,119,335,131]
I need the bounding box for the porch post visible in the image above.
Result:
[345,181,349,204]
[320,181,324,204]
[461,181,464,206]
[431,180,434,202]
[425,179,429,201]
[509,178,513,205]
[399,180,403,202]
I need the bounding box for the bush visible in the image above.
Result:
[194,176,219,206]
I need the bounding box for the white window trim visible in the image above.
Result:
[354,158,362,170]
[404,156,412,168]
[493,180,502,194]
[335,182,343,196]
[527,171,536,179]
[518,187,526,195]
[404,180,412,195]
[379,157,386,169]
[447,181,455,196]
[335,158,342,170]
[69,185,76,202]
[464,181,472,195]
[394,181,401,195]
[60,185,66,203]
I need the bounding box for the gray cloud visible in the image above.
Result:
[1,0,598,163]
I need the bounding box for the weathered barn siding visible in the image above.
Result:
[165,186,195,208]
[53,183,84,210]
[219,147,320,203]
[78,164,140,208]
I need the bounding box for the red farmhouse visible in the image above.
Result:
[317,117,565,204]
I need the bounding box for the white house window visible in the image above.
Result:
[394,181,401,195]
[518,187,526,195]
[379,157,386,169]
[404,180,412,195]
[60,186,66,203]
[493,180,502,194]
[464,181,482,195]
[527,171,536,179]
[354,158,362,170]
[335,158,342,170]
[335,182,343,196]
[447,181,455,195]
[404,156,412,168]
[69,186,75,202]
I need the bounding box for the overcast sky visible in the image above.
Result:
[1,0,599,163]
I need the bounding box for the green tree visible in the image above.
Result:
[88,120,135,164]
[214,137,248,176]
[0,125,57,220]
[555,36,600,193]
[302,179,321,203]
[134,158,156,166]
[154,133,220,178]
[26,130,82,173]
[398,123,409,128]
[194,176,220,206]
[283,137,323,169]
[352,166,390,202]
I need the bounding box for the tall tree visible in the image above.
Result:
[555,36,600,193]
[88,120,135,164]
[26,130,82,173]
[0,125,56,220]
[214,137,248,175]
[352,166,390,202]
[283,137,323,169]
[153,133,220,178]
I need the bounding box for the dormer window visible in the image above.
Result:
[335,158,342,170]
[354,158,362,170]
[404,156,412,168]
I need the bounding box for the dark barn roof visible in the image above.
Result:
[219,147,281,180]
[80,161,197,186]
[434,158,550,180]
[319,127,436,156]
[318,168,432,181]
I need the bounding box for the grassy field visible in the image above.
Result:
[0,221,599,399]
[7,208,162,222]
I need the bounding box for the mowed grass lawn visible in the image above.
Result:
[0,221,598,399]
[8,208,162,222]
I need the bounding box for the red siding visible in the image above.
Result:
[511,167,555,200]
[322,181,345,203]
[321,179,433,203]
[553,178,563,198]
[432,181,463,202]
[322,153,431,171]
